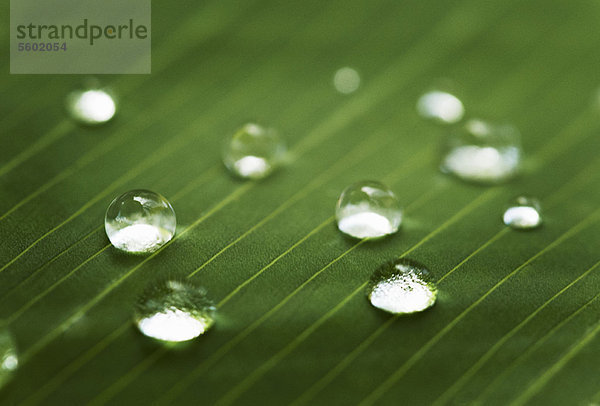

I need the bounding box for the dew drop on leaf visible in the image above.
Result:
[416,90,464,124]
[66,88,116,125]
[333,67,361,94]
[335,181,402,239]
[134,280,216,343]
[222,123,286,180]
[0,329,18,389]
[503,196,542,229]
[367,259,437,315]
[105,190,176,254]
[441,118,521,184]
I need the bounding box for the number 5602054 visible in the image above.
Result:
[17,42,67,51]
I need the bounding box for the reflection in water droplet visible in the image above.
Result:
[441,118,521,184]
[0,329,18,389]
[66,89,116,125]
[368,259,437,315]
[134,280,215,343]
[223,123,286,180]
[417,90,464,124]
[333,67,361,94]
[105,190,176,254]
[503,196,542,229]
[336,181,402,239]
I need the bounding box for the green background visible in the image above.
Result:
[1,0,600,404]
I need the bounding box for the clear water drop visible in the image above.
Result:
[0,329,18,389]
[66,88,116,125]
[368,259,437,315]
[333,67,361,94]
[503,196,542,229]
[222,123,286,180]
[441,118,521,184]
[417,90,464,124]
[105,190,176,254]
[336,181,402,239]
[134,280,216,343]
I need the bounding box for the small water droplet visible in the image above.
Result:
[368,259,437,315]
[0,329,18,389]
[66,88,116,125]
[105,190,176,254]
[335,181,402,239]
[441,118,521,184]
[417,90,464,124]
[222,123,286,180]
[134,280,215,343]
[503,196,542,229]
[333,67,361,94]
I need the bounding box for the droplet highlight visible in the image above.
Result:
[105,190,176,254]
[66,88,116,125]
[336,181,402,239]
[333,67,361,94]
[441,118,521,184]
[417,90,464,124]
[368,259,437,315]
[0,329,18,389]
[503,196,542,229]
[134,280,216,343]
[222,123,286,180]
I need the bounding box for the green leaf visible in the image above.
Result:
[2,0,600,405]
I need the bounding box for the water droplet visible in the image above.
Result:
[66,88,116,125]
[503,196,542,229]
[368,259,437,315]
[105,190,176,254]
[222,123,286,180]
[335,181,402,239]
[333,67,361,94]
[417,90,464,124]
[134,280,215,343]
[441,118,521,184]
[0,329,18,389]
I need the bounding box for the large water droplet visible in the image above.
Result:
[222,123,286,180]
[66,88,116,125]
[335,181,402,239]
[134,280,216,343]
[0,329,18,389]
[368,259,437,315]
[333,67,361,94]
[503,196,542,229]
[441,118,521,184]
[417,90,464,124]
[105,190,176,254]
